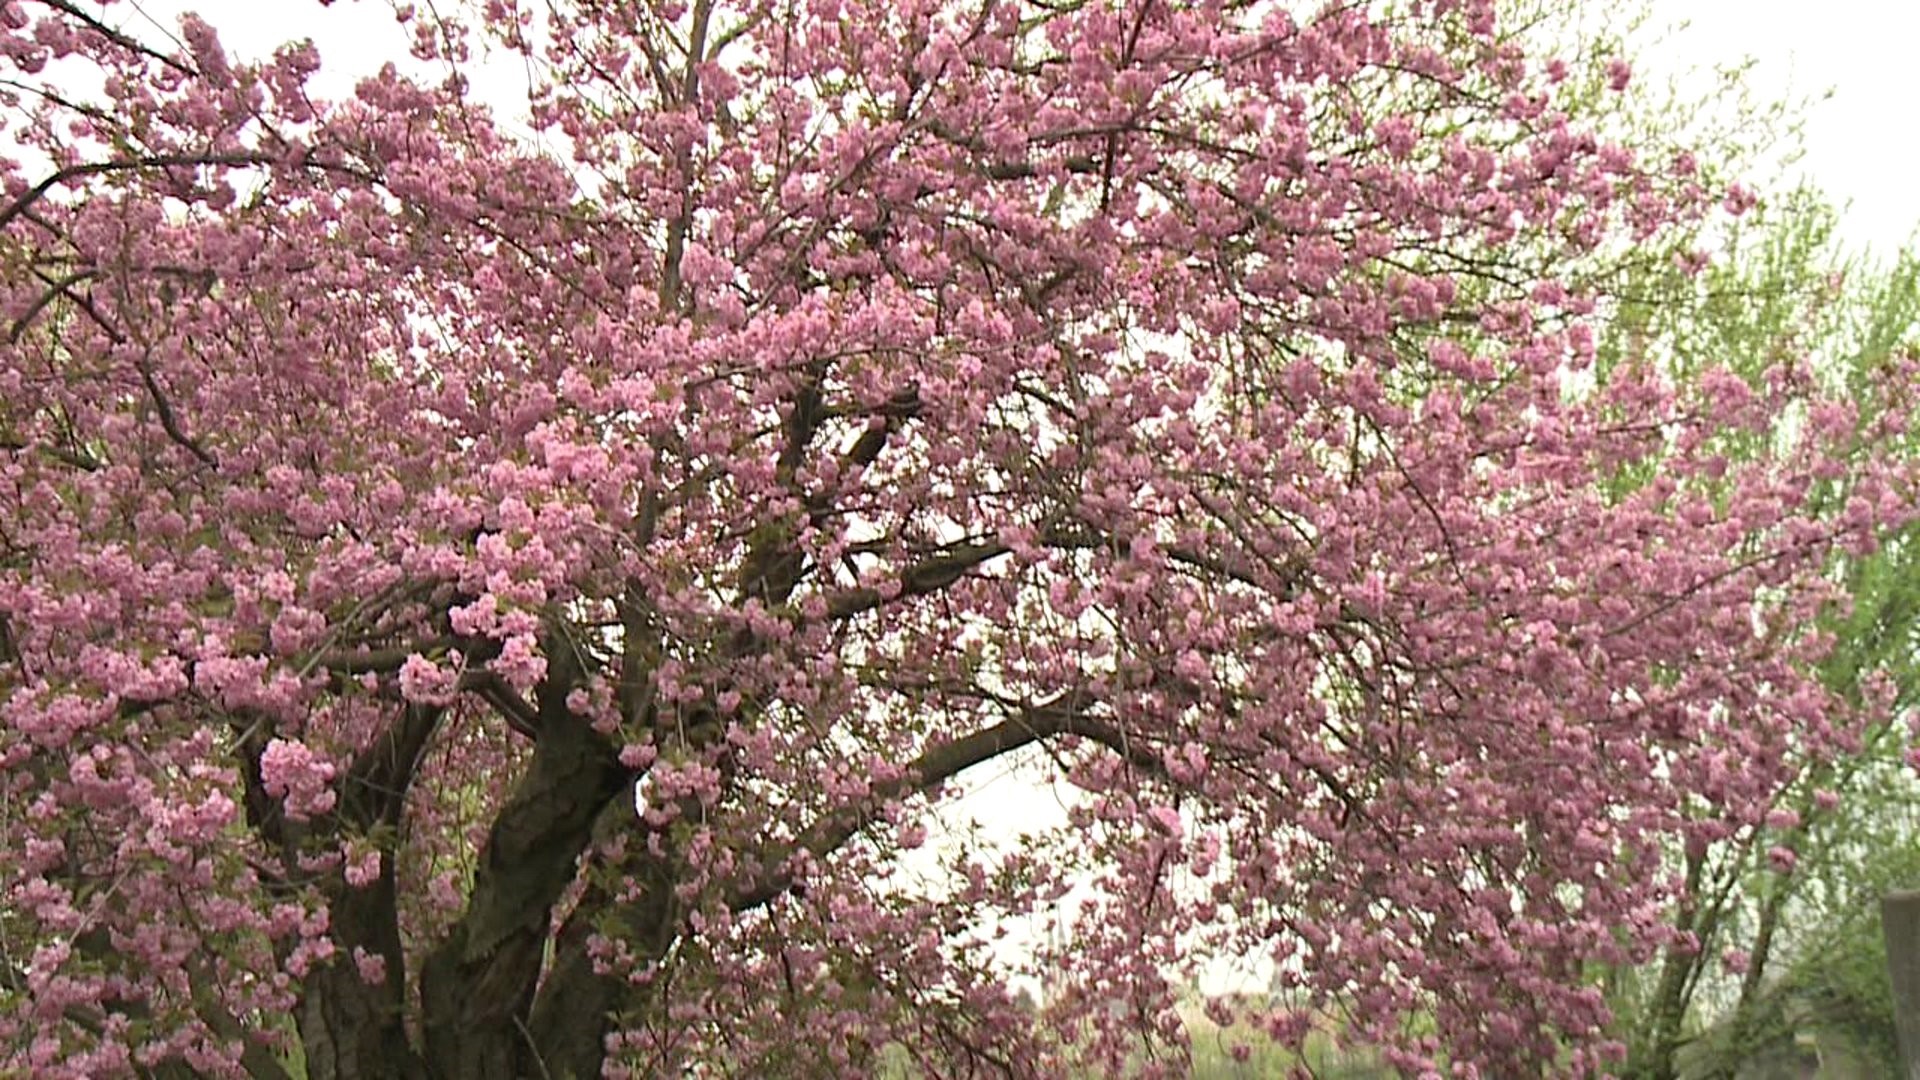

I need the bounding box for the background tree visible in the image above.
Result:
[1423,8,1920,1074]
[0,1,1912,1077]
[1591,187,1920,1079]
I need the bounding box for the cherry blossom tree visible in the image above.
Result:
[0,0,1912,1076]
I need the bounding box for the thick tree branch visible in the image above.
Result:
[822,538,1013,620]
[464,670,542,740]
[819,516,1300,624]
[418,631,631,1079]
[338,703,444,831]
[739,383,922,607]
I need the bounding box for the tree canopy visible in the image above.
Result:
[0,0,1912,1076]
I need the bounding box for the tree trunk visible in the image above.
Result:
[416,653,630,1080]
[297,964,418,1080]
[1705,879,1790,1080]
[1630,848,1711,1080]
[291,705,441,1080]
[527,810,685,1080]
[525,917,624,1080]
[294,860,421,1080]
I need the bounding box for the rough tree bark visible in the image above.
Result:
[416,643,631,1080]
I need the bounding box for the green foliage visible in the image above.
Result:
[1672,780,1920,1079]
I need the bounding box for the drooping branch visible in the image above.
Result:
[10,263,219,345]
[0,152,378,233]
[8,929,294,1080]
[27,265,125,344]
[28,0,197,76]
[727,693,1166,912]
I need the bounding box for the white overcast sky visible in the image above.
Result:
[1641,0,1920,258]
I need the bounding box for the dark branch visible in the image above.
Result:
[337,703,444,830]
[727,693,1163,912]
[134,354,217,466]
[29,0,196,75]
[738,384,921,608]
[465,670,542,740]
[818,515,1300,625]
[0,151,374,233]
[29,265,125,344]
[822,538,1013,620]
[8,267,102,342]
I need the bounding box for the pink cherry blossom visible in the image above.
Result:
[257,739,338,821]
